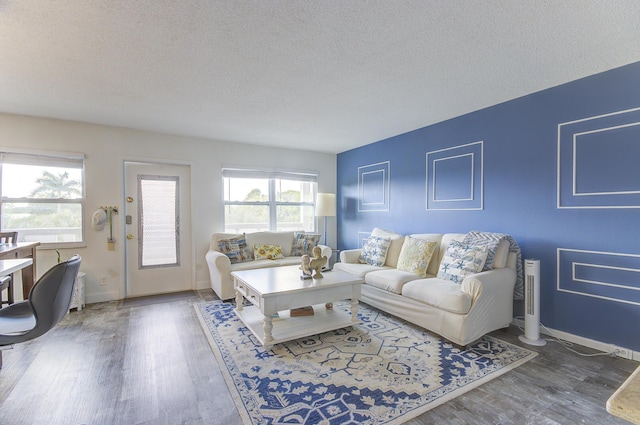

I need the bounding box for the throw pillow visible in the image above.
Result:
[371,228,405,268]
[291,233,321,256]
[462,231,509,270]
[358,236,392,267]
[437,240,488,284]
[253,244,284,260]
[396,236,438,277]
[217,234,253,264]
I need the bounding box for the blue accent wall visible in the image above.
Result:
[337,61,640,351]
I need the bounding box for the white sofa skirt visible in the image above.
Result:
[359,280,514,347]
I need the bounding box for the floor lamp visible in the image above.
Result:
[315,193,336,246]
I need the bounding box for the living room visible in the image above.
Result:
[0,2,639,424]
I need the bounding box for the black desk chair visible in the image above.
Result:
[0,231,18,307]
[0,255,81,369]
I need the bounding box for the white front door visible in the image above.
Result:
[124,161,192,298]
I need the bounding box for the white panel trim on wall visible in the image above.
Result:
[432,153,475,202]
[572,122,640,197]
[557,106,640,208]
[358,161,390,212]
[426,141,483,210]
[557,248,640,306]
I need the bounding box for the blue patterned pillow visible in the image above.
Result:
[358,236,391,267]
[437,240,488,284]
[218,234,252,264]
[291,233,321,256]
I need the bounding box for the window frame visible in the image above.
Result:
[0,148,86,249]
[222,167,318,233]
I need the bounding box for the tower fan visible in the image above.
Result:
[518,259,547,346]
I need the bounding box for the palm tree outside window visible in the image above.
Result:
[0,150,85,248]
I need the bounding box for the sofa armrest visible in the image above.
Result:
[317,244,333,262]
[461,268,516,306]
[340,249,362,264]
[205,249,235,300]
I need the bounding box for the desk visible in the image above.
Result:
[0,242,39,299]
[0,259,33,305]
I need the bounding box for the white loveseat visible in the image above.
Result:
[206,231,332,300]
[334,228,520,346]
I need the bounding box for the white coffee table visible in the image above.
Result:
[232,265,362,349]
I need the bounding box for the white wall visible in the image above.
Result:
[0,113,337,303]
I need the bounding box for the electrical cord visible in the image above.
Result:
[514,316,615,358]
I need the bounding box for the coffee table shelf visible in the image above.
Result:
[232,266,362,349]
[236,304,357,347]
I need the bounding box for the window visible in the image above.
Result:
[139,175,179,268]
[0,149,85,247]
[223,168,317,233]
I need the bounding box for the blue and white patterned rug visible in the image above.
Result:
[195,301,536,425]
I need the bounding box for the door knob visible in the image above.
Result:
[127,234,134,240]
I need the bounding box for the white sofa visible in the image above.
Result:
[333,229,519,346]
[206,231,332,300]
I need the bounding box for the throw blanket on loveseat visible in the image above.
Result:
[463,231,524,300]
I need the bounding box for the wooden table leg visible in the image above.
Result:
[22,265,35,299]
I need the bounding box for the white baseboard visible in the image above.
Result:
[512,318,640,362]
[85,291,120,305]
[196,280,211,291]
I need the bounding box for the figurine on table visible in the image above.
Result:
[309,246,328,278]
[300,254,312,279]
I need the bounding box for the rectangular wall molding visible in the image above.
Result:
[557,106,640,208]
[557,248,640,306]
[426,141,483,210]
[358,161,390,212]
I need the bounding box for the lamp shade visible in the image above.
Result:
[315,193,336,217]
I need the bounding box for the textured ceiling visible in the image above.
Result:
[1,1,639,154]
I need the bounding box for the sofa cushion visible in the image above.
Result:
[365,269,424,294]
[230,259,276,272]
[253,244,284,260]
[273,256,306,267]
[245,231,298,257]
[396,236,438,277]
[358,235,391,266]
[333,262,387,279]
[437,240,488,284]
[402,278,472,314]
[371,228,405,268]
[291,233,321,256]
[217,234,252,264]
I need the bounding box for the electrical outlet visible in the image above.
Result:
[612,345,632,359]
[99,276,108,286]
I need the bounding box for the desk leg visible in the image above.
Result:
[21,248,37,299]
[22,266,35,299]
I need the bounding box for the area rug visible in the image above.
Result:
[195,301,536,425]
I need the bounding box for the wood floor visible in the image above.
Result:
[0,290,635,425]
